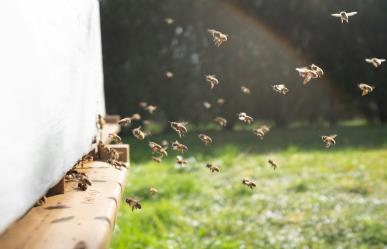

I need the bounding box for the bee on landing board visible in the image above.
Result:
[198,134,213,145]
[242,178,256,189]
[321,134,338,149]
[125,197,141,211]
[208,29,228,47]
[206,163,219,173]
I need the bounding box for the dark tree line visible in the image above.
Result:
[100,0,387,127]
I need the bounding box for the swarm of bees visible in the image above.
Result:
[237,112,254,124]
[321,134,338,149]
[253,125,270,140]
[208,29,228,47]
[242,178,256,189]
[206,163,219,173]
[214,117,227,127]
[296,64,324,85]
[205,75,219,89]
[198,134,212,145]
[272,84,289,95]
[358,83,375,96]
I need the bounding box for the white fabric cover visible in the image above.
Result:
[0,0,105,234]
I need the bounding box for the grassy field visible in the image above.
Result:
[110,126,387,249]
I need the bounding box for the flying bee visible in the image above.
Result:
[165,71,174,78]
[176,155,188,167]
[358,83,375,96]
[198,134,213,145]
[108,133,122,144]
[206,163,219,173]
[208,29,228,47]
[130,113,141,121]
[217,98,225,105]
[365,58,385,68]
[253,125,270,139]
[321,134,338,149]
[118,117,132,127]
[149,141,163,153]
[125,197,141,211]
[164,17,174,25]
[132,126,146,140]
[149,187,158,195]
[161,140,169,147]
[145,105,157,114]
[237,112,254,124]
[242,178,256,189]
[296,64,323,85]
[268,159,278,170]
[214,117,227,127]
[272,84,289,95]
[169,121,188,137]
[205,75,219,89]
[241,86,251,94]
[172,140,188,153]
[139,102,148,108]
[331,11,357,23]
[152,156,163,163]
[203,101,212,109]
[97,114,105,130]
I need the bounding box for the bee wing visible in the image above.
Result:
[365,58,372,63]
[347,12,357,16]
[331,13,341,17]
[380,59,386,62]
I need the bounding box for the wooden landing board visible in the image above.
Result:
[0,160,129,249]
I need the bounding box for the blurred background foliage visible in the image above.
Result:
[100,0,387,128]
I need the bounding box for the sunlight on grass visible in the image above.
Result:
[111,126,387,249]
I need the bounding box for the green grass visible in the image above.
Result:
[111,126,387,249]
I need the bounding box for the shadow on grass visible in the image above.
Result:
[122,125,387,164]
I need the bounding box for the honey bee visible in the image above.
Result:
[176,155,188,166]
[108,148,120,161]
[268,159,278,170]
[149,141,162,153]
[241,86,251,94]
[78,175,92,191]
[132,126,146,140]
[130,113,141,121]
[108,159,127,169]
[242,178,256,189]
[205,75,219,89]
[198,134,213,145]
[165,71,174,78]
[272,84,289,95]
[139,102,148,108]
[296,64,323,85]
[203,101,212,109]
[125,197,141,211]
[365,58,385,68]
[253,125,270,139]
[74,154,94,168]
[321,134,338,148]
[169,121,188,137]
[145,105,157,114]
[108,133,122,144]
[172,140,188,153]
[149,187,158,195]
[206,163,219,173]
[214,117,227,127]
[331,11,357,23]
[118,117,132,127]
[164,17,174,25]
[237,112,254,124]
[208,29,228,47]
[97,114,105,130]
[35,196,47,206]
[358,83,375,96]
[217,98,225,105]
[161,140,169,147]
[152,156,163,163]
